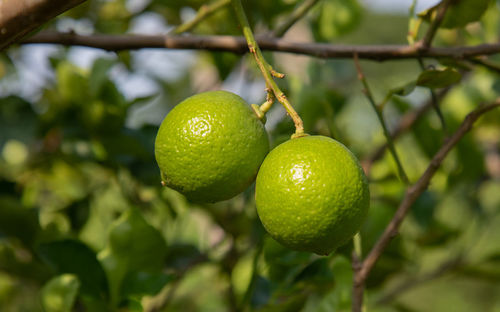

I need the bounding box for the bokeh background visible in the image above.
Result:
[1,0,500,311]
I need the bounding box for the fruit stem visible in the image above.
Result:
[231,0,305,137]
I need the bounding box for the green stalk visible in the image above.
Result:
[231,0,305,137]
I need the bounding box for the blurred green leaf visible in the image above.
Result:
[98,208,167,305]
[0,196,40,246]
[22,161,88,212]
[121,271,173,298]
[448,134,485,185]
[419,0,492,29]
[0,96,37,148]
[263,237,314,284]
[312,0,361,41]
[388,80,417,98]
[416,68,461,89]
[56,61,89,105]
[164,243,204,271]
[411,191,437,229]
[38,239,109,300]
[89,58,116,98]
[361,203,406,287]
[41,274,80,312]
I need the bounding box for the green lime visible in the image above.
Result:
[155,91,269,203]
[255,135,369,255]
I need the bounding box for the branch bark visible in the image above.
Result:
[352,99,500,312]
[0,0,86,50]
[21,31,500,61]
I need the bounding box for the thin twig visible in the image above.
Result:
[231,0,305,136]
[417,58,447,132]
[376,254,464,305]
[272,0,320,37]
[469,57,500,75]
[362,87,451,175]
[352,100,500,312]
[354,53,410,185]
[351,249,364,312]
[418,0,451,50]
[21,32,500,61]
[351,233,365,312]
[171,0,230,35]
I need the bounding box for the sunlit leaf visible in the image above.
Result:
[41,274,80,312]
[98,208,167,305]
[312,0,362,41]
[418,0,492,28]
[416,68,461,89]
[89,58,116,97]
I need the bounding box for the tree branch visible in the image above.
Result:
[352,99,500,312]
[0,0,86,50]
[21,32,500,61]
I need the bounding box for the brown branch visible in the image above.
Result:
[0,0,86,50]
[21,31,500,61]
[352,99,500,312]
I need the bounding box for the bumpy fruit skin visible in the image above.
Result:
[155,91,269,203]
[255,135,369,255]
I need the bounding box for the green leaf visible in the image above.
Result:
[419,0,492,29]
[380,80,417,107]
[416,68,461,89]
[38,239,109,300]
[312,0,362,41]
[390,80,417,97]
[0,196,40,246]
[411,191,437,229]
[56,61,89,104]
[41,274,80,312]
[121,271,174,298]
[89,58,116,98]
[98,208,167,306]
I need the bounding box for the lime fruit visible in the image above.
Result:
[155,91,269,203]
[255,135,369,255]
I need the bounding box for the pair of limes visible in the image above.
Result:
[155,91,369,255]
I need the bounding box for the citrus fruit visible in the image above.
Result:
[255,135,369,255]
[155,90,269,203]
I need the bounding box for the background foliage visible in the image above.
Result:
[1,0,500,311]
